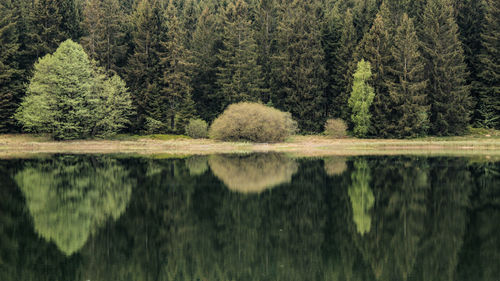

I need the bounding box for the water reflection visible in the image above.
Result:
[14,156,134,255]
[208,153,298,193]
[0,155,499,281]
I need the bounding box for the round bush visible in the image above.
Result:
[209,102,297,143]
[324,118,347,138]
[185,118,208,138]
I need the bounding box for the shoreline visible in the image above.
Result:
[1,134,499,158]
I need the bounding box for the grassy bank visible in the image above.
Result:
[1,130,499,158]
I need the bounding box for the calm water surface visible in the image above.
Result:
[0,153,499,281]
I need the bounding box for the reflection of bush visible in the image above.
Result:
[15,156,134,256]
[185,156,209,176]
[324,157,348,176]
[208,153,298,193]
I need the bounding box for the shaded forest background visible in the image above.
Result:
[0,0,498,137]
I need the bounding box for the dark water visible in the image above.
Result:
[0,153,499,281]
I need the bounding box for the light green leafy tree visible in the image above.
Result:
[15,39,133,139]
[348,59,375,137]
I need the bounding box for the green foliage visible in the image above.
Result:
[216,0,265,106]
[421,0,471,136]
[272,0,327,133]
[348,59,375,137]
[14,156,134,256]
[15,40,133,139]
[476,0,500,129]
[209,102,296,143]
[348,159,374,235]
[324,118,348,138]
[386,13,429,138]
[185,118,208,138]
[0,0,23,132]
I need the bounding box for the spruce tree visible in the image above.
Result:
[457,0,486,125]
[386,14,429,137]
[272,0,327,133]
[326,6,357,121]
[421,0,471,136]
[159,0,196,133]
[254,0,276,104]
[356,5,392,136]
[126,0,166,130]
[0,0,23,132]
[190,5,223,121]
[216,0,264,108]
[81,0,126,72]
[476,0,500,128]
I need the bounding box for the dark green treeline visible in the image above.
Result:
[1,0,498,135]
[0,155,499,280]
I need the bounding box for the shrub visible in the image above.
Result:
[185,118,208,138]
[324,118,347,138]
[209,102,297,143]
[144,117,165,134]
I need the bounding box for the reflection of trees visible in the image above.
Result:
[348,160,374,235]
[351,158,429,281]
[185,155,209,176]
[208,153,298,193]
[416,158,471,281]
[14,156,134,256]
[324,157,348,176]
[3,156,499,281]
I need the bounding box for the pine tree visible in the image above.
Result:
[0,0,23,132]
[386,14,429,137]
[216,0,264,108]
[348,59,375,137]
[421,0,471,136]
[272,0,327,133]
[476,0,500,128]
[356,5,392,136]
[28,0,80,60]
[457,0,487,125]
[325,5,356,121]
[254,0,276,104]
[159,0,196,133]
[126,0,166,130]
[190,5,223,121]
[81,0,126,72]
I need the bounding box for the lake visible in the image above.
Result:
[0,153,499,281]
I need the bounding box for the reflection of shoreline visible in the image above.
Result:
[208,153,298,193]
[15,156,134,256]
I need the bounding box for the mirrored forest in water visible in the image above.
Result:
[0,154,499,281]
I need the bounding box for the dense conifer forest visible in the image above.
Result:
[0,0,498,138]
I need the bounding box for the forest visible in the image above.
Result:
[0,0,498,138]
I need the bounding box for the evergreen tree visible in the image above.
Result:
[0,0,23,132]
[456,0,486,125]
[190,5,223,121]
[356,5,392,136]
[421,0,471,136]
[159,0,196,133]
[476,0,500,128]
[81,0,126,72]
[273,0,327,133]
[126,0,166,130]
[348,59,375,137]
[386,14,429,137]
[216,0,264,108]
[28,0,80,59]
[253,0,276,103]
